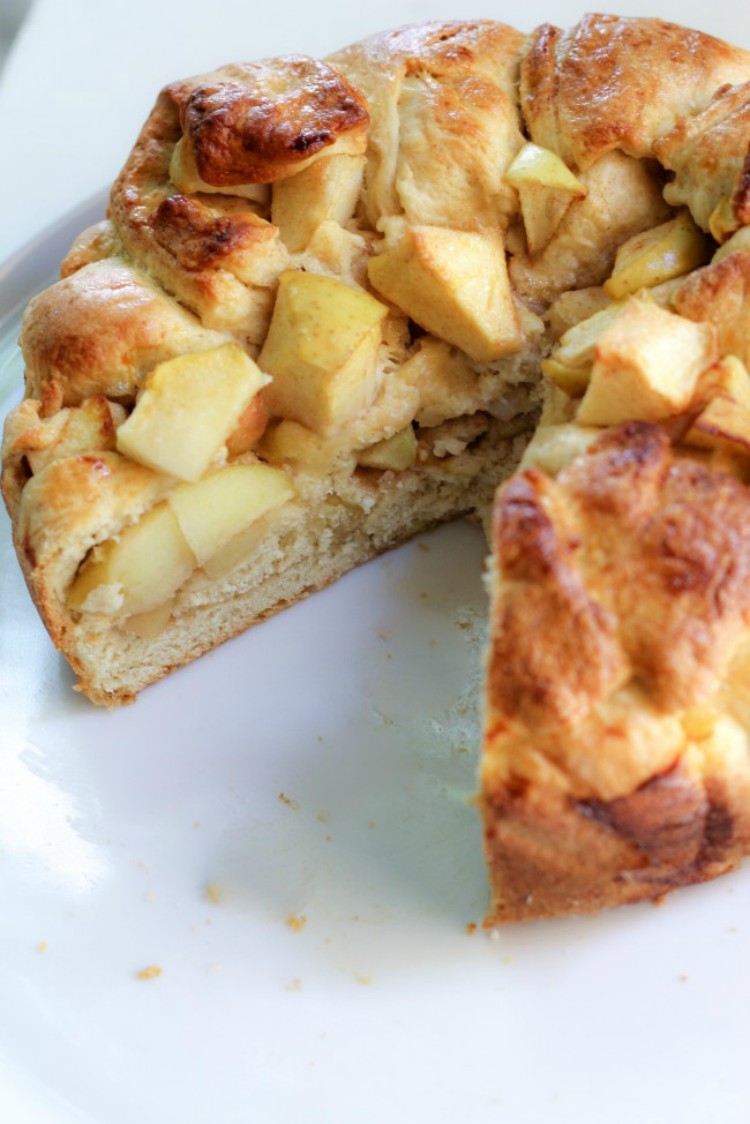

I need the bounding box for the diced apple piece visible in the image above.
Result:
[116,344,269,482]
[367,224,521,363]
[576,298,717,426]
[540,357,592,398]
[122,599,175,639]
[398,337,477,427]
[67,503,195,616]
[504,143,587,256]
[259,270,387,434]
[201,516,279,582]
[603,211,710,300]
[257,419,343,471]
[225,395,268,458]
[272,155,366,252]
[684,356,750,452]
[547,287,614,340]
[541,304,623,397]
[712,226,750,265]
[357,426,417,471]
[167,463,295,566]
[520,423,600,475]
[709,198,737,244]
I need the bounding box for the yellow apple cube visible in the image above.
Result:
[257,419,342,472]
[397,337,477,427]
[116,344,269,482]
[367,224,521,363]
[712,226,750,265]
[541,304,623,397]
[684,356,750,452]
[603,211,710,300]
[504,143,587,256]
[357,426,417,471]
[272,155,366,252]
[577,298,717,426]
[122,600,175,639]
[67,503,195,616]
[520,423,601,475]
[259,270,388,434]
[167,463,295,565]
[547,287,614,341]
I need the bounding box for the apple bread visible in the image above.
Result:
[3,14,750,922]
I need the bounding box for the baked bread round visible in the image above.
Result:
[3,14,750,923]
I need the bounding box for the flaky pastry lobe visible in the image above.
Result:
[483,424,750,921]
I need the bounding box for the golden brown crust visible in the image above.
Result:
[20,258,230,414]
[482,760,750,923]
[655,82,750,235]
[108,83,289,337]
[521,14,750,170]
[483,423,750,921]
[329,20,526,230]
[173,57,369,186]
[674,249,750,367]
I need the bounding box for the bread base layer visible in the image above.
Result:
[58,426,530,705]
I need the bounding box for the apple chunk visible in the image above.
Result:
[603,210,710,300]
[357,426,417,471]
[520,423,600,476]
[367,224,521,363]
[542,304,623,397]
[504,143,587,256]
[576,298,717,426]
[116,344,269,481]
[167,463,295,565]
[67,503,195,616]
[272,155,366,252]
[684,356,750,452]
[259,270,388,434]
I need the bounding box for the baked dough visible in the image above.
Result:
[3,14,750,922]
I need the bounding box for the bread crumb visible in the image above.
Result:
[356,974,372,986]
[417,542,430,553]
[136,965,162,981]
[193,820,201,830]
[207,962,222,974]
[368,820,376,829]
[286,914,307,932]
[279,792,300,811]
[316,811,328,823]
[285,978,303,991]
[205,883,222,905]
[465,922,477,936]
[37,940,48,953]
[144,892,156,903]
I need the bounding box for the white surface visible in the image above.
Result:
[1,3,750,1122]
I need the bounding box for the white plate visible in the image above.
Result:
[1,203,749,1124]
